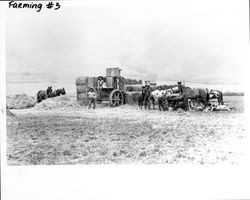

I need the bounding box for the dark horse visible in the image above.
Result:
[50,88,66,98]
[37,86,52,103]
[177,81,210,111]
[143,85,152,109]
[209,89,224,105]
[138,86,145,109]
[137,85,151,109]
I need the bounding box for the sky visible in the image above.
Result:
[5,0,249,84]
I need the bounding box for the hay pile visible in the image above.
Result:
[76,76,90,105]
[6,93,36,109]
[34,95,81,110]
[124,91,141,105]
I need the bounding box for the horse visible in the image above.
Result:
[54,88,66,97]
[209,89,223,105]
[177,81,210,111]
[143,85,151,109]
[138,86,145,109]
[37,86,52,103]
[49,88,66,98]
[50,91,57,98]
[171,86,180,94]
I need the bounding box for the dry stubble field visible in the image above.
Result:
[7,96,245,165]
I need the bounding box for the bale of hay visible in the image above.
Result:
[75,76,88,85]
[88,77,98,88]
[6,93,36,109]
[124,91,141,105]
[77,100,88,106]
[76,85,88,93]
[77,93,88,106]
[77,93,87,100]
[124,92,132,104]
[76,76,98,106]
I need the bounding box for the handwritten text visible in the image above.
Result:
[9,1,61,12]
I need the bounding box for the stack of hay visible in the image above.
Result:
[75,76,98,106]
[6,93,36,109]
[75,77,89,106]
[124,91,141,105]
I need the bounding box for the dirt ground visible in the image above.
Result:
[6,96,245,165]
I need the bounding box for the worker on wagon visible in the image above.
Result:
[102,81,107,88]
[97,76,105,92]
[87,88,97,109]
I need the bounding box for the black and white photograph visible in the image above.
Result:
[1,0,250,199]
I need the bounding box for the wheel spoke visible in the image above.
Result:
[110,90,123,107]
[116,92,119,99]
[113,93,118,100]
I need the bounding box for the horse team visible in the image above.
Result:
[138,81,224,111]
[37,86,66,103]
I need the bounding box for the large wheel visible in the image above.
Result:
[109,89,124,107]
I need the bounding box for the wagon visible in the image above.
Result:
[95,68,125,107]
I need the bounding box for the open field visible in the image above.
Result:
[6,96,245,165]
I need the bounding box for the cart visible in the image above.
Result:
[95,68,125,107]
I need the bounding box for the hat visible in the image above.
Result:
[98,76,104,80]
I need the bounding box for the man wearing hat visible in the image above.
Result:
[87,88,97,109]
[144,80,150,88]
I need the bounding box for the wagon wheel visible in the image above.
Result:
[109,89,124,107]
